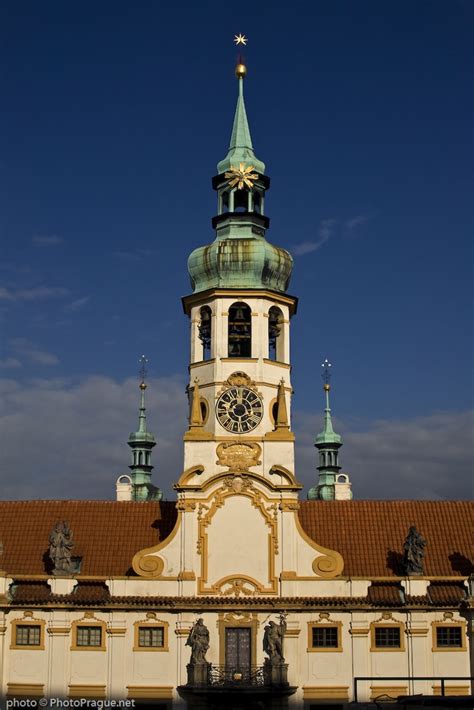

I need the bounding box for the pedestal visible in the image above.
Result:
[186,662,211,687]
[263,659,289,687]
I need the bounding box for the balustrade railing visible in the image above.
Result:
[207,664,265,687]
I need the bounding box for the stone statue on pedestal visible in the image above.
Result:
[263,618,286,663]
[49,521,74,575]
[186,618,210,663]
[403,525,427,575]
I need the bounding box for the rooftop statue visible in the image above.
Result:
[49,521,74,575]
[403,525,427,575]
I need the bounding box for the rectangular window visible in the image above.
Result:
[15,625,41,646]
[374,626,401,648]
[76,626,102,647]
[312,626,339,648]
[138,626,164,648]
[436,626,462,648]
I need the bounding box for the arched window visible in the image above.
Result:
[233,189,247,212]
[268,306,283,361]
[198,306,212,360]
[228,302,251,358]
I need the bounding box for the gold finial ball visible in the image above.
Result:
[235,62,247,78]
[140,381,147,390]
[323,383,331,392]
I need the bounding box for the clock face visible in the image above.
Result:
[216,386,264,433]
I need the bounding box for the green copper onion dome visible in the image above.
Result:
[188,235,293,293]
[187,59,293,294]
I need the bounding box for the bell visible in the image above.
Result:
[234,307,246,321]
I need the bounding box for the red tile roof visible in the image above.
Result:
[0,500,177,576]
[0,499,471,579]
[298,500,473,578]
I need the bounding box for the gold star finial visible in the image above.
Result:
[234,33,248,46]
[224,163,258,190]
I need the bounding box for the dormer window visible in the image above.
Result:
[228,303,251,358]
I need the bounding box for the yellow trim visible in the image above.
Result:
[263,359,291,369]
[218,612,259,666]
[196,483,278,595]
[71,618,106,651]
[177,469,301,493]
[307,621,342,653]
[431,620,467,652]
[106,627,127,636]
[7,684,45,698]
[370,621,405,652]
[302,686,349,701]
[350,627,370,636]
[47,627,70,635]
[293,511,344,579]
[132,511,182,578]
[133,619,169,652]
[370,685,408,701]
[432,685,470,696]
[68,685,106,699]
[10,617,45,650]
[182,288,297,316]
[200,396,209,425]
[265,429,295,441]
[189,358,216,368]
[220,357,259,363]
[127,686,173,700]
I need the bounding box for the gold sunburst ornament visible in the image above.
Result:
[225,163,258,190]
[234,33,248,46]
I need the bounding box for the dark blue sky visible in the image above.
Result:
[2,0,472,428]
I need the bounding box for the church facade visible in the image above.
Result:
[0,56,472,708]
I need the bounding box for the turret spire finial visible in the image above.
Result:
[307,358,352,501]
[126,356,162,501]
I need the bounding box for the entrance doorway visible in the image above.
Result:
[225,627,251,675]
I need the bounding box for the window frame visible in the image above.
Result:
[432,622,466,652]
[370,622,405,652]
[10,618,45,650]
[133,620,169,652]
[71,619,106,652]
[307,622,342,653]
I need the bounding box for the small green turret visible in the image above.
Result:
[127,357,162,502]
[308,360,352,501]
[187,56,293,295]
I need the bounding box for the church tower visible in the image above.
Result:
[181,57,297,484]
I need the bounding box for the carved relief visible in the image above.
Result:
[216,442,262,472]
[220,371,257,390]
[217,577,259,596]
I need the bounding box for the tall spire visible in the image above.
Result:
[127,356,162,501]
[308,360,352,501]
[188,41,293,295]
[217,55,265,175]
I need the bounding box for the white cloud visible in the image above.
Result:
[343,213,373,233]
[293,213,374,256]
[0,375,187,500]
[9,339,59,366]
[0,286,69,302]
[32,235,63,246]
[293,218,337,256]
[64,296,90,313]
[0,358,22,370]
[294,409,473,500]
[0,375,471,502]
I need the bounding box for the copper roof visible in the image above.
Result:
[0,499,471,578]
